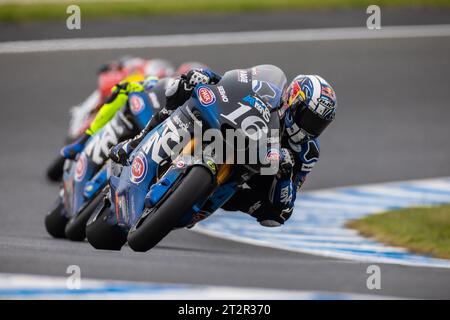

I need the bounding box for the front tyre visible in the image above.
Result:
[46,155,65,182]
[65,187,106,241]
[86,199,127,251]
[45,199,68,238]
[127,166,213,252]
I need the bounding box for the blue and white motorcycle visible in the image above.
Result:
[86,65,287,251]
[45,81,167,241]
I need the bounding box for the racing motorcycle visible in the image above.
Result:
[45,90,103,182]
[86,65,286,252]
[45,57,160,182]
[45,80,167,241]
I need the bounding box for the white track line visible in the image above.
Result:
[0,273,401,300]
[1,24,450,54]
[195,177,450,269]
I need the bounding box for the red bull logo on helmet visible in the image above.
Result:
[288,81,306,106]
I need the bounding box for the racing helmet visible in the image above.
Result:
[119,55,143,67]
[281,75,337,144]
[143,59,175,78]
[175,61,209,76]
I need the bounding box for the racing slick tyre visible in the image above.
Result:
[46,155,65,182]
[65,187,107,241]
[127,166,213,252]
[45,199,68,238]
[86,199,127,251]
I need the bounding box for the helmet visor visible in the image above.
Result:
[296,106,333,137]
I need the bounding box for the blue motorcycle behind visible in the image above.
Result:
[45,82,166,241]
[86,65,287,251]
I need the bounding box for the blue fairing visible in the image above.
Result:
[192,85,221,130]
[83,166,107,199]
[145,168,181,208]
[128,91,154,129]
[111,105,198,228]
[64,155,96,217]
[63,92,156,220]
[113,121,166,227]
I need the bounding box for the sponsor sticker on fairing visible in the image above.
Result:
[176,160,186,169]
[197,87,216,106]
[129,95,145,114]
[238,70,249,83]
[74,153,87,182]
[130,152,148,184]
[148,92,161,109]
[217,86,229,102]
[266,148,280,163]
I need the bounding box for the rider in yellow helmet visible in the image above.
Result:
[60,59,175,159]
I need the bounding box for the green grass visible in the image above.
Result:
[347,205,450,259]
[1,0,450,22]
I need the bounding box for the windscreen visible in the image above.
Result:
[250,65,287,109]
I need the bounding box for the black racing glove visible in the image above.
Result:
[109,140,131,165]
[184,69,211,86]
[277,148,294,181]
[165,68,222,110]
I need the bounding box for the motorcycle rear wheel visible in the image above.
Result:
[127,166,213,252]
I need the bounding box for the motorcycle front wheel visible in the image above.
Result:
[127,166,213,252]
[46,155,66,182]
[45,199,68,238]
[86,198,127,251]
[65,187,107,241]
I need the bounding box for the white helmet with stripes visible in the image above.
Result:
[281,75,337,144]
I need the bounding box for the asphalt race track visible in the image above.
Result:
[1,13,450,298]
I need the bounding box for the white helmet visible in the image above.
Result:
[281,75,337,144]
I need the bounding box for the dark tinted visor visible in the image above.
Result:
[296,106,332,137]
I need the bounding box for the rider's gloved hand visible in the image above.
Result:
[109,140,132,165]
[60,133,90,160]
[115,81,145,94]
[165,68,221,110]
[182,69,221,87]
[201,69,222,84]
[277,148,294,180]
[183,69,212,87]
